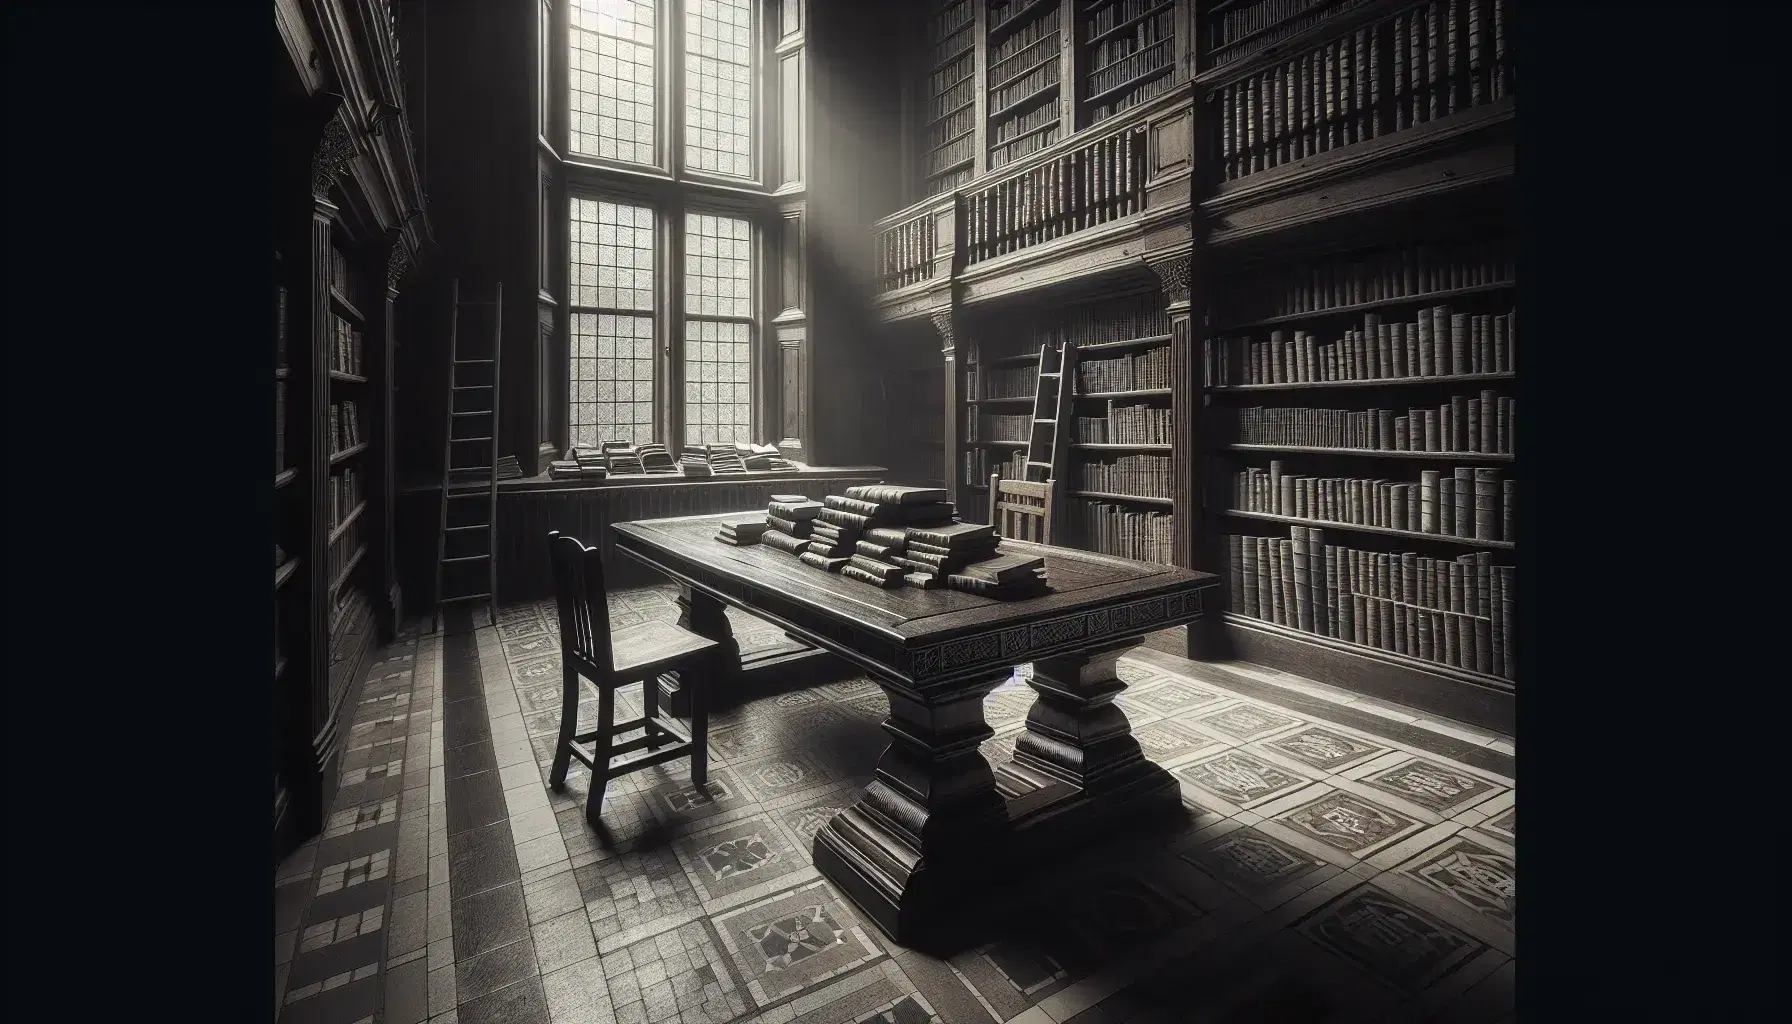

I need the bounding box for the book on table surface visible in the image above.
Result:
[907,522,995,548]
[817,508,874,531]
[769,493,809,503]
[903,571,943,589]
[719,517,770,539]
[855,540,901,561]
[806,539,857,558]
[799,551,850,572]
[864,526,909,548]
[766,514,813,537]
[760,530,810,556]
[841,563,900,588]
[960,553,1046,585]
[897,549,985,573]
[904,538,998,558]
[808,520,856,541]
[947,572,1048,599]
[843,484,949,506]
[894,502,956,526]
[846,554,904,581]
[714,532,758,546]
[889,555,943,577]
[768,499,824,520]
[823,495,886,518]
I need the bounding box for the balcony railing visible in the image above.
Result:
[872,90,1189,298]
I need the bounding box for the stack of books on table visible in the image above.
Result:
[759,496,822,555]
[706,443,747,474]
[551,447,610,480]
[806,485,954,584]
[743,444,791,471]
[679,447,713,476]
[602,441,645,475]
[638,443,677,474]
[715,516,770,546]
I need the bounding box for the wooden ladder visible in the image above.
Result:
[1022,333,1077,512]
[432,278,502,632]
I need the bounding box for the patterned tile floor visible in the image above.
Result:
[276,584,1515,1024]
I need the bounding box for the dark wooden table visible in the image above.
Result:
[613,512,1222,945]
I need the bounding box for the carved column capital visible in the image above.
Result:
[1145,252,1192,309]
[310,112,360,200]
[386,239,414,292]
[929,307,957,356]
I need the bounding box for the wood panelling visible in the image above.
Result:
[778,50,804,190]
[397,472,884,606]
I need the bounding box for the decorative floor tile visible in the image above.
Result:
[672,814,812,904]
[819,677,883,703]
[841,693,890,720]
[508,656,563,692]
[707,721,787,763]
[730,752,837,805]
[1400,835,1515,927]
[1275,789,1424,856]
[952,932,1071,1021]
[1192,703,1303,742]
[772,795,849,852]
[1362,758,1502,814]
[1479,806,1516,843]
[1297,884,1484,993]
[1131,718,1220,764]
[1180,824,1329,899]
[1176,750,1310,808]
[711,881,885,1010]
[792,964,939,1024]
[1261,726,1389,773]
[1125,680,1226,716]
[503,633,559,662]
[984,686,1036,727]
[496,618,549,642]
[647,768,750,824]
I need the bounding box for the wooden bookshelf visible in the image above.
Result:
[276,0,427,863]
[1078,0,1181,126]
[917,0,979,197]
[986,0,1064,170]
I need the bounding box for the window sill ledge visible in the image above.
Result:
[399,462,887,498]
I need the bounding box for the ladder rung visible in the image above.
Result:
[456,359,495,365]
[457,300,500,307]
[1033,418,1054,424]
[442,555,490,564]
[453,385,493,390]
[445,524,489,532]
[1039,372,1061,378]
[445,491,489,500]
[439,593,493,602]
[451,410,492,417]
[451,436,495,443]
[1027,460,1052,468]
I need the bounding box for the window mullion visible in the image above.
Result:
[664,200,685,448]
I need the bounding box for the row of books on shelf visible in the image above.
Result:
[1226,461,1514,543]
[990,61,1060,116]
[929,51,976,107]
[994,291,1171,352]
[1073,499,1173,564]
[275,381,287,473]
[991,125,1058,169]
[330,469,362,529]
[928,75,977,124]
[726,486,1049,598]
[1213,0,1513,179]
[928,18,972,69]
[1205,307,1516,387]
[328,247,358,306]
[1228,529,1514,680]
[1214,395,1514,455]
[1091,0,1172,39]
[1202,0,1365,55]
[331,402,363,455]
[971,414,1033,443]
[1078,344,1171,392]
[992,94,1059,143]
[326,522,362,584]
[1089,65,1179,123]
[1088,32,1173,101]
[926,166,975,195]
[988,8,1059,83]
[927,105,977,149]
[929,134,977,175]
[1076,401,1172,444]
[332,316,365,376]
[1089,3,1171,69]
[1221,238,1513,324]
[1074,454,1171,499]
[964,447,1027,486]
[973,365,1039,400]
[929,0,972,44]
[990,0,1052,33]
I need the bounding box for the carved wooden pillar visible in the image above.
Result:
[1149,250,1208,656]
[931,306,964,511]
[375,237,415,640]
[300,109,360,832]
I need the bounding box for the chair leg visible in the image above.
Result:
[548,664,580,792]
[689,657,711,788]
[584,685,616,832]
[643,672,662,751]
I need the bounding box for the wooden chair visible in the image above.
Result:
[546,531,716,833]
[988,474,1053,544]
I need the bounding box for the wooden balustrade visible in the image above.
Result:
[877,208,938,294]
[963,124,1148,266]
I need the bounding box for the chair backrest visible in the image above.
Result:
[987,474,1053,544]
[547,531,614,680]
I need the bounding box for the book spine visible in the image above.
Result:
[1502,479,1516,542]
[1257,536,1275,620]
[1228,534,1245,611]
[1324,541,1340,637]
[1241,537,1260,617]
[1420,470,1440,533]
[1269,538,1286,624]
[1452,467,1474,539]
[1473,468,1500,541]
[1438,474,1456,536]
[1499,565,1515,679]
[1291,529,1314,632]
